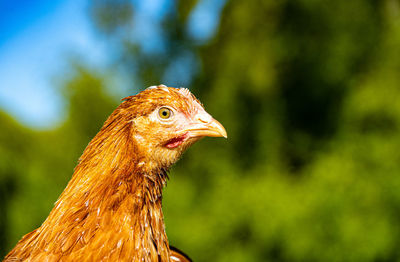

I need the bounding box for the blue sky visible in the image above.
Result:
[0,0,106,128]
[0,0,226,128]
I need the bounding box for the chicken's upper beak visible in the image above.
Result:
[183,113,227,139]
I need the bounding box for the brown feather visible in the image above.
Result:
[4,85,225,261]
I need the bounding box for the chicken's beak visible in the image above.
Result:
[183,113,227,139]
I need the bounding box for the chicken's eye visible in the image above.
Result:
[158,107,173,120]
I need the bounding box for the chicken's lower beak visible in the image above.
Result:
[184,118,227,139]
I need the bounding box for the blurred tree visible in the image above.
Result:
[90,0,134,35]
[0,112,32,256]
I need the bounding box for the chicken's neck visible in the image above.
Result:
[38,124,172,261]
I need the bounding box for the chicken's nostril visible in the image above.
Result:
[196,113,212,123]
[198,118,208,123]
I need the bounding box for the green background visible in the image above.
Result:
[2,1,400,261]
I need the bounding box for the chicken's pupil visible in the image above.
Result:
[159,107,171,119]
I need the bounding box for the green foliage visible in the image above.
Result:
[2,0,400,261]
[0,67,118,255]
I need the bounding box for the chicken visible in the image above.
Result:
[4,85,227,262]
